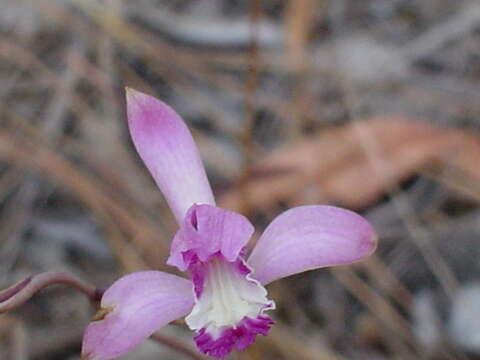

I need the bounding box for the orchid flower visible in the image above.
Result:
[81,89,377,359]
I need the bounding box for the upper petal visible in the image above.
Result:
[127,89,215,223]
[167,204,254,271]
[247,205,377,285]
[82,271,194,360]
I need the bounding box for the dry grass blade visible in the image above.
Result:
[348,119,459,297]
[219,117,480,213]
[284,0,319,137]
[0,316,28,360]
[361,255,413,311]
[258,321,343,360]
[331,267,423,357]
[150,331,209,360]
[0,129,167,271]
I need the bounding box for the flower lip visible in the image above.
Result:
[166,204,275,356]
[186,257,274,330]
[186,256,275,358]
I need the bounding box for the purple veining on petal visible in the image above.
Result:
[189,259,207,298]
[167,204,254,271]
[194,315,274,358]
[185,255,275,355]
[188,253,254,298]
[234,252,251,276]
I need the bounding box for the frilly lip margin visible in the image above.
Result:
[194,315,275,358]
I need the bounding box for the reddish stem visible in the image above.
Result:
[0,272,103,313]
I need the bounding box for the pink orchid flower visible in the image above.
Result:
[82,89,377,359]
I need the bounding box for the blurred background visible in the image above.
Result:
[2,0,480,359]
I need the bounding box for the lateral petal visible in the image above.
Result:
[248,205,377,285]
[81,271,194,360]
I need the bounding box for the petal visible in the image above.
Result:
[184,257,274,358]
[167,204,254,271]
[247,205,377,285]
[82,271,194,360]
[126,89,215,223]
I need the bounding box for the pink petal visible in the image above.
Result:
[247,205,377,285]
[82,271,194,360]
[167,204,254,271]
[126,89,215,223]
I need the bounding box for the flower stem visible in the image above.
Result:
[150,331,208,360]
[0,272,103,313]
